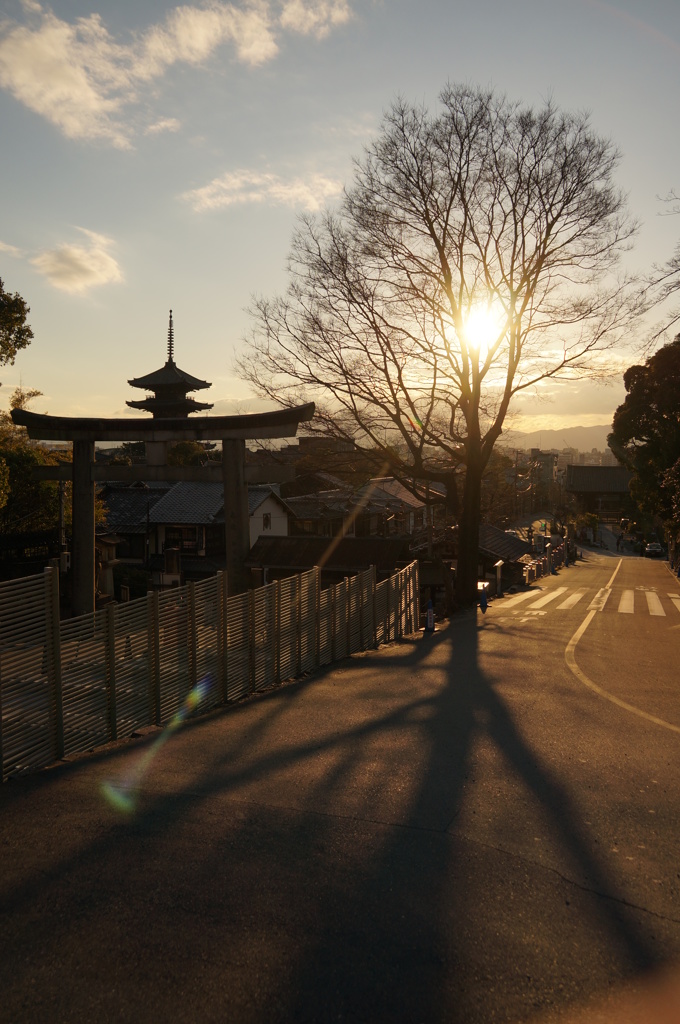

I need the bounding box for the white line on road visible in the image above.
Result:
[499,591,539,609]
[668,594,680,614]
[529,587,567,609]
[606,559,623,588]
[645,591,665,616]
[564,610,680,735]
[618,590,635,614]
[557,590,586,610]
[588,588,612,611]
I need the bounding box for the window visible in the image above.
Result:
[263,513,272,530]
[165,526,200,551]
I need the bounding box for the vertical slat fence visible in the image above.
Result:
[0,559,420,780]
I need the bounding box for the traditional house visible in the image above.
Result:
[246,535,412,586]
[565,465,634,521]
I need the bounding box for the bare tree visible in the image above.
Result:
[238,85,638,604]
[649,191,680,341]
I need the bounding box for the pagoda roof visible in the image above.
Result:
[126,395,213,415]
[128,359,211,392]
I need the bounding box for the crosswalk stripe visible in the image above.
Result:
[557,590,586,610]
[529,587,567,609]
[499,587,677,617]
[500,591,538,608]
[645,591,665,616]
[589,588,611,612]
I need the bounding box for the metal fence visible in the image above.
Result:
[0,561,420,781]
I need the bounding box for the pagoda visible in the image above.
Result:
[127,311,213,418]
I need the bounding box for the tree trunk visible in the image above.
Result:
[442,469,459,518]
[455,454,483,606]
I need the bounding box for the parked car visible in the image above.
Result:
[644,542,664,558]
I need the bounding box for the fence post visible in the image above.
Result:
[345,577,351,655]
[274,579,281,683]
[249,588,257,692]
[148,591,161,725]
[371,565,377,648]
[187,581,198,691]
[105,603,118,741]
[45,566,64,760]
[414,561,421,632]
[0,651,4,781]
[407,566,413,634]
[217,573,227,703]
[358,572,364,651]
[296,575,302,676]
[314,566,321,668]
[386,573,391,643]
[398,571,403,639]
[330,583,336,662]
[222,573,230,702]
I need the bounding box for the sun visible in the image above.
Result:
[463,302,505,355]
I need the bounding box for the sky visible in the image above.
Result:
[0,0,679,436]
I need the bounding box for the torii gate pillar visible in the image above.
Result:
[222,438,250,594]
[72,440,96,617]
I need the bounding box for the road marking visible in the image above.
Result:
[558,590,586,610]
[529,587,567,609]
[645,591,665,616]
[606,559,623,587]
[668,594,680,613]
[500,591,539,609]
[588,588,612,611]
[618,590,635,614]
[564,610,680,735]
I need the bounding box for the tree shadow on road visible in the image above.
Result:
[0,614,668,1023]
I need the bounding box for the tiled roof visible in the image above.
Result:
[248,486,290,515]
[101,484,171,533]
[247,535,411,572]
[128,360,211,391]
[360,477,425,509]
[284,490,352,520]
[566,465,632,494]
[147,482,224,525]
[478,523,532,563]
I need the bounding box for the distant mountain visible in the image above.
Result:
[500,423,612,453]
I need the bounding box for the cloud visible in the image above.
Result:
[183,168,343,211]
[0,241,23,257]
[137,2,278,76]
[280,0,352,39]
[0,1,352,146]
[30,228,123,293]
[144,116,181,135]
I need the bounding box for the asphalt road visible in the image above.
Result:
[1,551,679,1023]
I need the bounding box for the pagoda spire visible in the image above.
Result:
[167,309,174,363]
[127,311,213,418]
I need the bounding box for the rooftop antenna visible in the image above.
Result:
[167,309,174,363]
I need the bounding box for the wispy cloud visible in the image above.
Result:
[144,116,181,135]
[30,228,122,293]
[0,1,353,147]
[0,240,24,257]
[280,0,352,39]
[183,168,343,211]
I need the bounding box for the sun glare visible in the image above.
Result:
[463,302,505,354]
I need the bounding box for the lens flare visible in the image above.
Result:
[101,676,212,814]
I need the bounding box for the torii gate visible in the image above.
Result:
[11,314,313,615]
[14,404,314,615]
